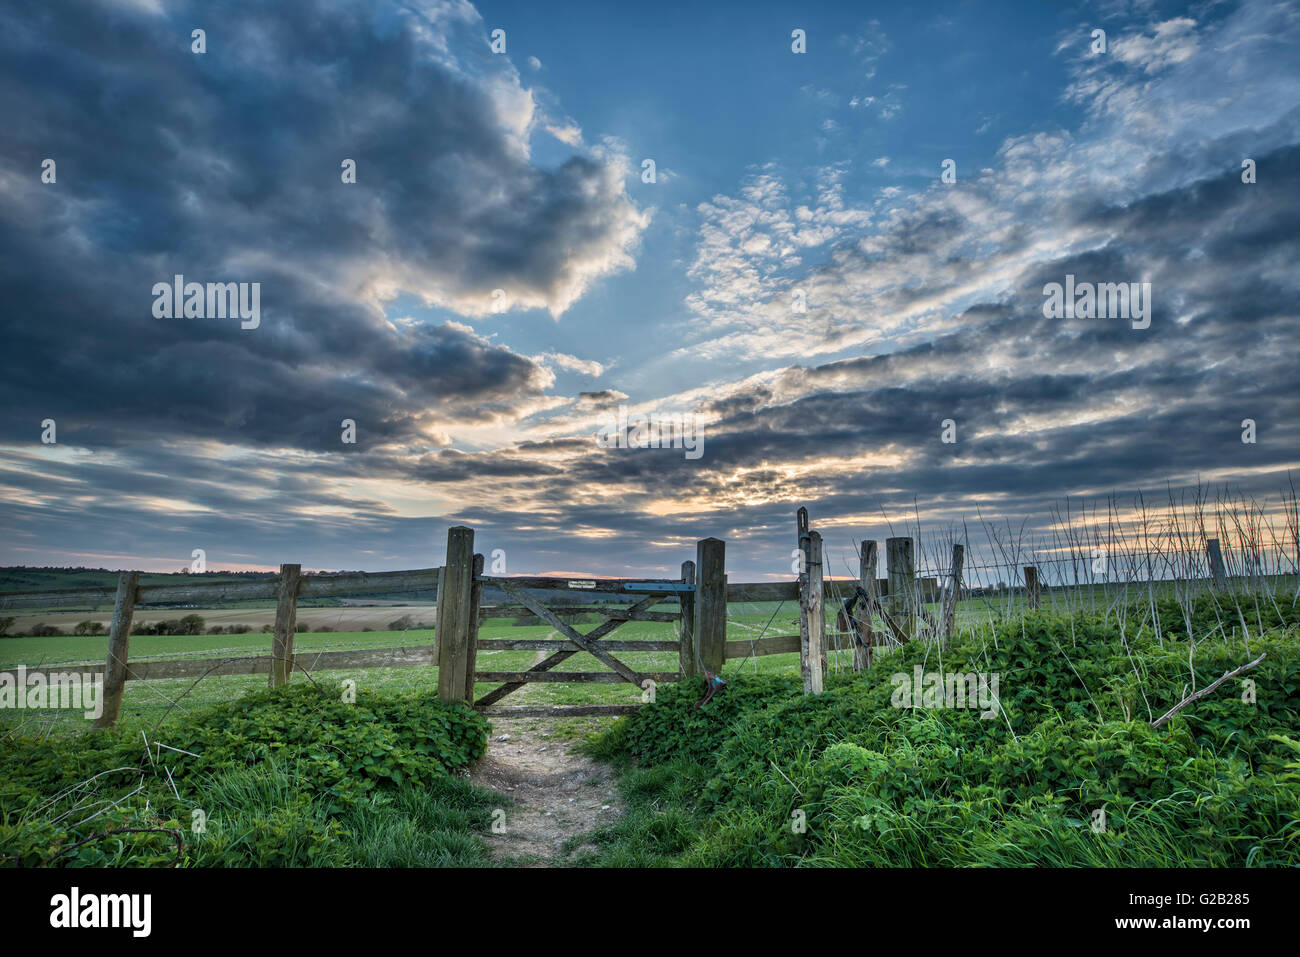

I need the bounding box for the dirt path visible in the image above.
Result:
[469,718,621,866]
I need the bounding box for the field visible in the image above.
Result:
[3,573,1298,868]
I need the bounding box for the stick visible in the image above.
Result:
[1150,653,1266,729]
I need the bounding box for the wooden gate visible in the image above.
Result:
[434,526,695,718]
[472,576,690,717]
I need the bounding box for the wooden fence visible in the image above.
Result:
[2,510,1245,726]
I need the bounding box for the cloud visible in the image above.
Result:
[0,0,651,461]
[3,0,1298,580]
[535,353,605,377]
[573,390,629,411]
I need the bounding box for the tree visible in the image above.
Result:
[0,617,15,636]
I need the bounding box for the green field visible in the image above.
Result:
[0,600,821,735]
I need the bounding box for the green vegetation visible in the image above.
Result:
[574,599,1300,867]
[0,683,494,867]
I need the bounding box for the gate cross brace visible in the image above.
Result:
[475,581,661,706]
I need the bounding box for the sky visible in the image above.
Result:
[1,0,1298,582]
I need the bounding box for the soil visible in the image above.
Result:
[468,717,621,866]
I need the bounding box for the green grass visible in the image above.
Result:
[574,597,1300,868]
[0,682,498,867]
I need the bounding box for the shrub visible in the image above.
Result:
[0,683,491,867]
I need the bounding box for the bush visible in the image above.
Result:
[27,623,58,637]
[0,683,492,867]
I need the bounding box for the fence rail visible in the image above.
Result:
[0,513,1261,727]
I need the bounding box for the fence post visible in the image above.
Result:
[270,563,302,687]
[1025,565,1041,610]
[797,509,812,684]
[463,553,484,702]
[886,537,914,642]
[853,541,878,671]
[799,529,825,694]
[942,544,964,641]
[1206,538,1228,590]
[694,538,726,675]
[437,526,475,704]
[93,571,138,730]
[679,560,697,677]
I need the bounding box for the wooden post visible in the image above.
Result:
[270,563,302,687]
[437,526,475,704]
[800,529,825,695]
[435,564,446,657]
[679,560,697,677]
[93,571,138,730]
[886,537,914,642]
[1207,538,1227,590]
[464,553,484,702]
[1024,565,1040,610]
[941,544,964,641]
[694,539,726,675]
[852,541,878,671]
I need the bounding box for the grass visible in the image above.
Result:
[568,597,1300,868]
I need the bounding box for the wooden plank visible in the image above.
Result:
[92,572,137,730]
[1025,565,1040,609]
[801,526,825,695]
[695,539,727,674]
[296,567,439,598]
[473,671,680,684]
[473,593,661,707]
[725,580,798,603]
[723,634,801,659]
[475,639,680,652]
[476,575,681,594]
[3,644,441,685]
[437,527,475,704]
[941,544,964,641]
[853,540,878,670]
[0,567,447,611]
[886,537,915,642]
[679,560,696,677]
[1207,538,1228,590]
[465,553,484,702]
[270,563,301,687]
[134,578,280,606]
[476,704,641,718]
[494,580,641,686]
[483,606,679,622]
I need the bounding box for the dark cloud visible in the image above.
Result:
[0,0,644,453]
